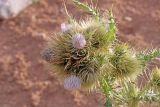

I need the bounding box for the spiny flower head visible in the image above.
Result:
[109,43,142,79]
[41,14,117,89]
[72,33,86,49]
[64,75,81,90]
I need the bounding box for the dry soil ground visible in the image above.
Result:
[0,0,160,107]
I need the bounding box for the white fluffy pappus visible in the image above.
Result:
[72,33,86,49]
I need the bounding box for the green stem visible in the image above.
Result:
[128,100,139,107]
[105,97,112,107]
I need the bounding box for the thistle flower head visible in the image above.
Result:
[41,48,54,62]
[64,75,81,90]
[72,33,86,49]
[109,44,142,79]
[61,23,72,32]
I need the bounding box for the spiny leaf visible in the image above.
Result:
[72,0,99,19]
[100,78,112,107]
[99,78,112,95]
[137,49,160,66]
[140,90,160,103]
[108,9,116,31]
[106,9,117,42]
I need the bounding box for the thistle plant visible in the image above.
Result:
[42,0,160,107]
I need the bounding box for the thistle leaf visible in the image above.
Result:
[100,79,109,94]
[140,90,160,103]
[137,49,160,66]
[100,78,112,107]
[72,0,99,19]
[106,9,117,42]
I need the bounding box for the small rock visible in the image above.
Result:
[124,16,133,22]
[0,0,34,19]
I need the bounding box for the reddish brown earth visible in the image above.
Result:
[0,0,160,107]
